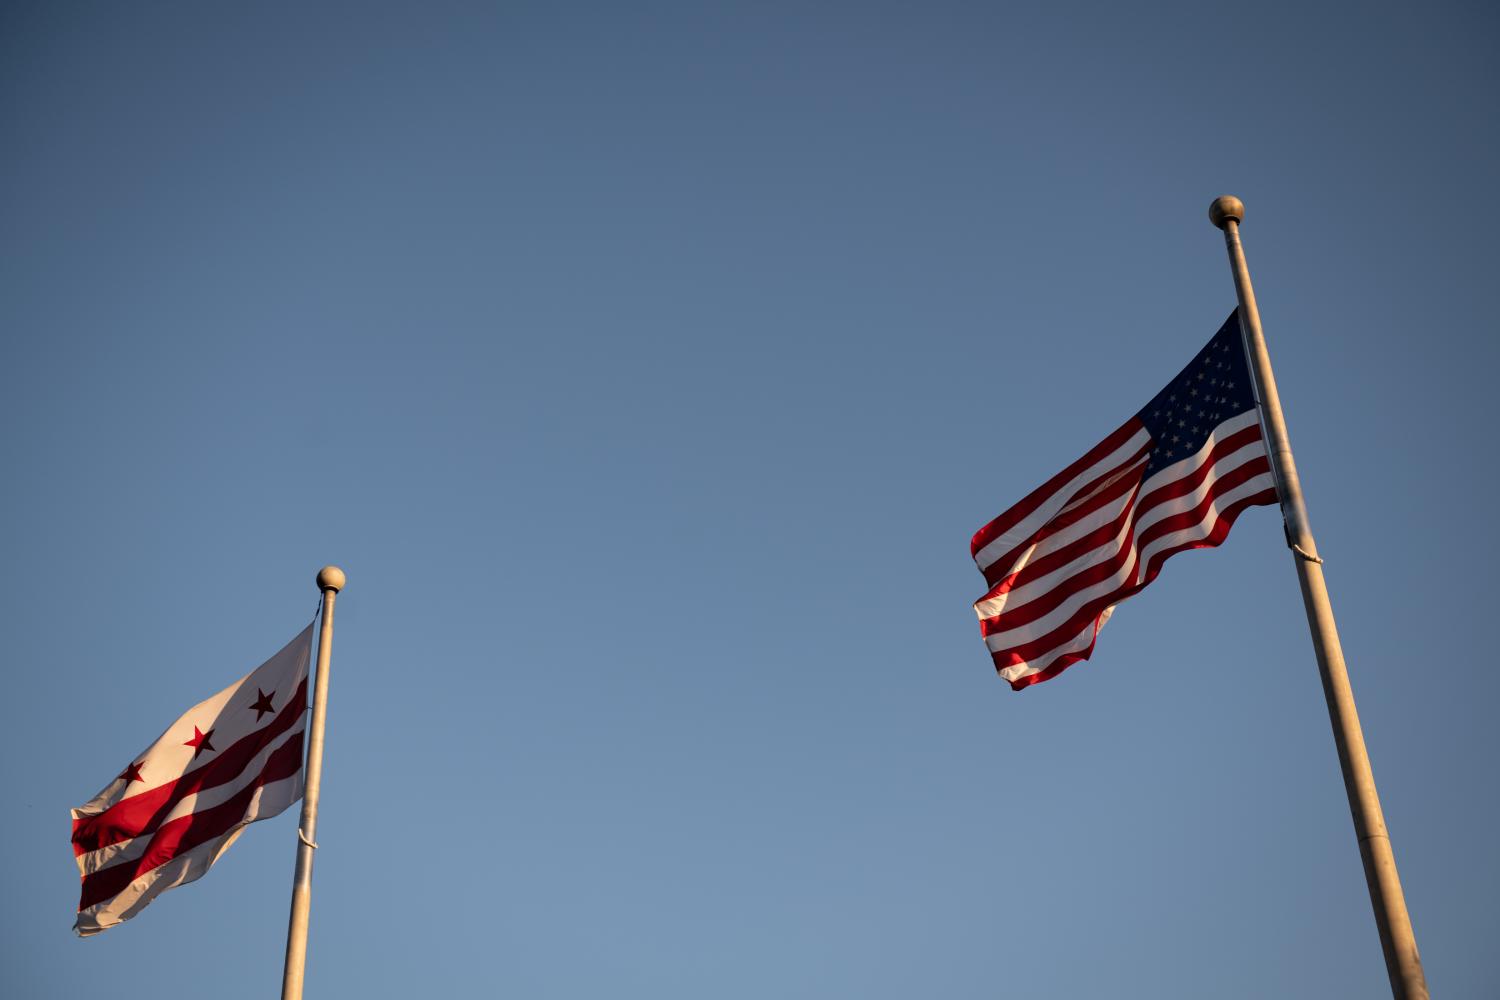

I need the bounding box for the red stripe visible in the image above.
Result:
[1135,424,1264,512]
[985,468,1272,652]
[977,441,1154,587]
[1046,454,1149,528]
[1131,457,1270,557]
[977,423,1262,590]
[994,487,1277,689]
[978,473,1146,603]
[1003,487,1277,691]
[980,455,1269,638]
[987,427,1262,600]
[976,438,1154,583]
[1131,486,1278,593]
[72,678,308,857]
[1004,617,1108,691]
[985,471,1275,656]
[1000,487,1276,689]
[970,418,1143,561]
[979,451,1150,591]
[77,733,304,912]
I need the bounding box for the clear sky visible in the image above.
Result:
[3,2,1496,997]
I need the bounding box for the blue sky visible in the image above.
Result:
[3,2,1496,997]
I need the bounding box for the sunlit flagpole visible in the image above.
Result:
[281,566,344,1000]
[1209,197,1427,999]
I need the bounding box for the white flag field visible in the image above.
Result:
[70,625,313,936]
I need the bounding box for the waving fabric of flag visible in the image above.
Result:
[70,625,313,935]
[971,312,1279,690]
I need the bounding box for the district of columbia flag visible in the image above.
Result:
[70,624,314,936]
[971,312,1280,690]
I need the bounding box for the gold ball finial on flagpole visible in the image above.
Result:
[316,566,346,593]
[1209,195,1245,230]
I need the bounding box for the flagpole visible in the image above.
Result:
[1209,197,1427,999]
[281,565,345,1000]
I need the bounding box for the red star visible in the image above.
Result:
[184,726,216,759]
[249,688,277,722]
[117,761,145,783]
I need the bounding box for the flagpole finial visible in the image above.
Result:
[1209,195,1245,229]
[316,566,346,593]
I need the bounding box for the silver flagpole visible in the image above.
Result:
[1209,197,1427,999]
[281,566,344,1000]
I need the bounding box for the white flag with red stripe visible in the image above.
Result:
[971,313,1279,690]
[70,625,313,935]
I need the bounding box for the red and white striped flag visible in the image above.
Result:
[70,625,313,935]
[971,313,1279,690]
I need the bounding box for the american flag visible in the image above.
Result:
[970,312,1279,690]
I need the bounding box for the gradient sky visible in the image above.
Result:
[3,3,1497,997]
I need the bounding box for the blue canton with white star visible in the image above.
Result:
[1136,313,1259,477]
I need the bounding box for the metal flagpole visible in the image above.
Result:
[1209,197,1427,1000]
[281,565,345,1000]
